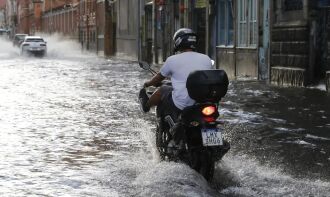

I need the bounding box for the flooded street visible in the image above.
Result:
[217,81,330,196]
[0,37,330,197]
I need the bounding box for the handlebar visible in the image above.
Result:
[138,61,157,76]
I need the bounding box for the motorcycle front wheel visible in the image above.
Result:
[156,121,170,160]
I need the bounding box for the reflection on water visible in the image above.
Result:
[222,81,330,182]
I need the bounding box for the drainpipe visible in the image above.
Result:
[50,0,53,34]
[205,1,209,56]
[306,20,316,86]
[105,0,115,56]
[153,0,158,64]
[137,0,141,61]
[86,0,90,50]
[268,0,273,84]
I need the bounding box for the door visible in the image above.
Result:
[192,1,207,54]
[143,4,153,63]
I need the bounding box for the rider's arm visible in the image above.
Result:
[144,73,165,87]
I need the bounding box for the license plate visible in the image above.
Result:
[201,128,223,146]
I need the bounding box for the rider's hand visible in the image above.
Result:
[155,81,162,87]
[143,81,150,88]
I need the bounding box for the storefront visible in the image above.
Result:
[78,0,97,51]
[270,0,309,86]
[147,0,209,63]
[318,0,330,90]
[215,0,259,79]
[192,0,207,54]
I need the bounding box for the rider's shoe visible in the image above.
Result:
[167,139,184,159]
[169,122,184,144]
[167,139,179,152]
[139,88,150,113]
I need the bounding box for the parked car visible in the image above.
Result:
[0,29,9,39]
[13,34,28,47]
[20,36,47,57]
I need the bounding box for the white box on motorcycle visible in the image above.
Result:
[186,70,229,103]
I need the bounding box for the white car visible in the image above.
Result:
[20,36,47,57]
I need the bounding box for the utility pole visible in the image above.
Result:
[137,0,141,61]
[3,7,7,28]
[86,9,89,50]
[205,2,209,56]
[104,0,114,56]
[50,0,53,33]
[153,1,158,64]
[10,0,15,37]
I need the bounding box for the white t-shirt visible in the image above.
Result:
[160,51,213,110]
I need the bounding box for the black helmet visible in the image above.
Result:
[173,28,198,52]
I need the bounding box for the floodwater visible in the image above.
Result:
[0,36,329,197]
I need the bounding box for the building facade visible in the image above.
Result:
[0,0,6,28]
[211,0,260,79]
[5,0,18,38]
[140,0,209,64]
[41,0,79,37]
[78,0,96,51]
[270,0,330,87]
[16,0,30,34]
[95,0,115,56]
[139,0,329,88]
[115,0,141,59]
[15,0,43,35]
[9,0,329,90]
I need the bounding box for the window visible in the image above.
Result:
[284,0,303,11]
[217,0,234,46]
[237,0,257,48]
[117,0,137,36]
[118,0,129,33]
[26,39,44,42]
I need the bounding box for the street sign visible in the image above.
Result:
[195,0,206,8]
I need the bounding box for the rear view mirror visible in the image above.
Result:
[139,61,151,70]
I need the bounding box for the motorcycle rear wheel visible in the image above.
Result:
[189,149,215,181]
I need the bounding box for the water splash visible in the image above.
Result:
[271,66,305,87]
[217,155,330,197]
[0,37,19,58]
[35,33,93,59]
[0,33,96,60]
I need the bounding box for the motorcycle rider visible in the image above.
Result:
[139,28,213,114]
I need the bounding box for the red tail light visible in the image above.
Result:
[202,106,216,116]
[204,116,216,122]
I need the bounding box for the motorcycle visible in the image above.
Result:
[138,61,230,181]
